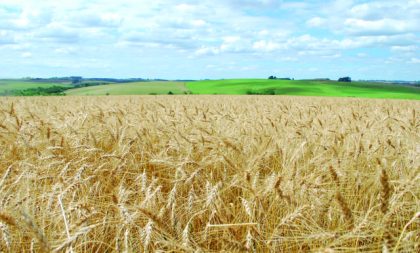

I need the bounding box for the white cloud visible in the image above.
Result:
[280,56,298,62]
[409,58,420,64]
[73,13,123,28]
[0,0,419,80]
[315,0,420,37]
[344,18,414,36]
[175,3,197,13]
[306,17,326,27]
[195,46,220,56]
[21,52,32,58]
[0,30,16,45]
[54,46,77,55]
[191,19,207,27]
[10,8,52,30]
[223,36,241,44]
[253,40,284,52]
[391,45,417,52]
[349,3,372,19]
[322,53,341,59]
[35,23,80,43]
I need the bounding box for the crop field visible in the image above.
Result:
[2,79,419,100]
[0,80,72,95]
[187,79,420,99]
[0,96,419,252]
[65,82,189,95]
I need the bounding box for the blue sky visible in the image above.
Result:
[0,0,419,80]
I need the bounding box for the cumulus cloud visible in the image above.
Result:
[253,40,284,52]
[35,23,80,43]
[0,0,419,79]
[344,18,415,36]
[315,0,420,36]
[306,17,326,27]
[195,46,221,56]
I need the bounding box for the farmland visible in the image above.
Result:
[0,80,72,95]
[0,96,418,252]
[186,79,420,99]
[65,81,189,95]
[1,78,419,99]
[64,79,420,99]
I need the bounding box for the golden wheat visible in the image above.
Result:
[0,95,419,252]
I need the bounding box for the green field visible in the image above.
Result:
[65,81,189,95]
[1,78,419,99]
[186,79,420,99]
[0,79,72,95]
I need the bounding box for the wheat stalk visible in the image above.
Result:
[0,96,417,252]
[335,192,354,229]
[380,167,391,214]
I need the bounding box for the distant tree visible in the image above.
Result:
[70,76,83,84]
[268,76,277,80]
[338,77,352,82]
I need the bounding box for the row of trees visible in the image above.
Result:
[268,76,352,82]
[15,86,71,96]
[268,76,293,80]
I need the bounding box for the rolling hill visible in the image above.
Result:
[0,79,72,95]
[65,81,189,95]
[186,79,420,99]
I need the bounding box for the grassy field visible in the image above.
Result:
[0,80,72,95]
[0,96,418,252]
[187,79,420,99]
[2,78,418,99]
[65,81,189,95]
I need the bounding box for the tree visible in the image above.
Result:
[70,76,83,84]
[268,76,277,80]
[338,77,351,82]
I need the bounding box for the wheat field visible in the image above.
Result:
[0,96,419,252]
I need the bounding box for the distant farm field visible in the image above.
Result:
[2,79,419,99]
[187,79,420,99]
[0,80,72,95]
[0,96,419,252]
[65,81,189,95]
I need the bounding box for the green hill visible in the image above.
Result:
[0,79,72,95]
[186,79,420,99]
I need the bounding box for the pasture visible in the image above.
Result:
[187,79,420,99]
[0,96,418,252]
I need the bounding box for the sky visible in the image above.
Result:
[0,0,419,80]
